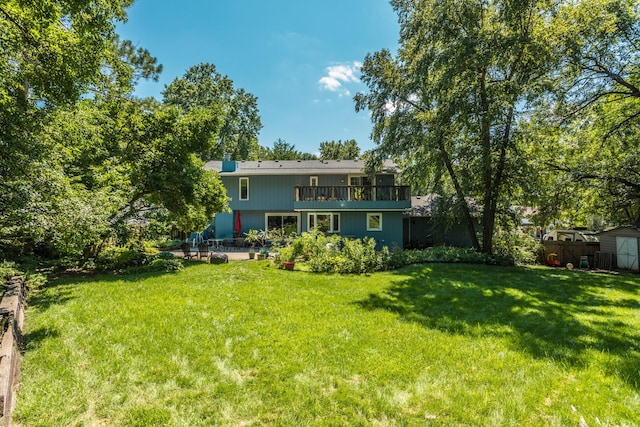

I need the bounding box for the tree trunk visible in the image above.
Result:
[479,68,493,254]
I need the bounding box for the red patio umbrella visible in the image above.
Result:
[234,210,242,233]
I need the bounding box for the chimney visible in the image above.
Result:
[222,154,237,172]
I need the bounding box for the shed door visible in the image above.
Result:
[616,237,639,271]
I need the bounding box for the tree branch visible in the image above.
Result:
[584,56,640,98]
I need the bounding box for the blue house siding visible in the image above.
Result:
[214,211,266,238]
[297,211,404,247]
[222,175,312,211]
[206,160,408,245]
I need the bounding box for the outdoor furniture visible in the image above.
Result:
[208,238,224,250]
[180,242,197,260]
[197,243,210,260]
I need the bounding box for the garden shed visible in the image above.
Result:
[597,226,640,272]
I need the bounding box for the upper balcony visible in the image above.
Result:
[294,185,411,211]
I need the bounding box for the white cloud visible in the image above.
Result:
[318,62,362,96]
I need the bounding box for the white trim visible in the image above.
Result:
[264,212,301,234]
[239,177,249,201]
[367,212,383,231]
[310,176,318,186]
[308,212,341,233]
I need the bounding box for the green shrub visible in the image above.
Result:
[94,246,150,271]
[155,251,175,260]
[282,229,520,274]
[126,258,183,274]
[153,239,182,250]
[0,260,19,280]
[492,228,541,265]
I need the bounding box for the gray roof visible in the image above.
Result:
[204,159,400,176]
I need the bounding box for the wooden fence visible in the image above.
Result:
[542,241,601,268]
[0,276,26,426]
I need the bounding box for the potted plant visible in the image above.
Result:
[278,239,302,270]
[245,229,269,260]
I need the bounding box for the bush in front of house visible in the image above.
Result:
[383,246,506,269]
[279,229,518,274]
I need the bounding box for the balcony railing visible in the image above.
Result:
[295,185,411,202]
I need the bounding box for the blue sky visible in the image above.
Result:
[116,0,400,155]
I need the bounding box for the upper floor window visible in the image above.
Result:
[310,176,318,186]
[239,177,249,201]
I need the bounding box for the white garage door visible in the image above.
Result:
[616,236,639,271]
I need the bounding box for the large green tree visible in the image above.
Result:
[356,0,554,253]
[0,0,141,256]
[533,0,640,226]
[258,139,318,160]
[162,63,262,161]
[32,97,228,258]
[0,1,228,260]
[318,139,360,160]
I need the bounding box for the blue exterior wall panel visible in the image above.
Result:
[213,172,405,245]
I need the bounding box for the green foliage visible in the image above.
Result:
[318,139,360,160]
[162,63,262,161]
[356,0,557,253]
[91,246,182,273]
[1,4,232,262]
[285,229,516,274]
[244,229,271,248]
[154,240,182,251]
[493,228,543,265]
[154,251,175,260]
[135,257,183,273]
[516,0,640,226]
[257,138,317,160]
[93,247,149,271]
[383,246,512,270]
[0,0,160,259]
[0,260,19,280]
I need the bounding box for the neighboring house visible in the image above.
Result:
[597,226,640,272]
[204,158,411,247]
[403,195,479,248]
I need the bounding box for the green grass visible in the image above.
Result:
[14,262,640,426]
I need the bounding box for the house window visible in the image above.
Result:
[310,176,318,186]
[348,175,372,186]
[367,213,383,231]
[266,213,300,235]
[239,177,249,201]
[308,213,340,233]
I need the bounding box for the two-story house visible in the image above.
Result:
[204,157,411,247]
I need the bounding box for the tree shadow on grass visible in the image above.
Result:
[21,326,60,354]
[355,263,640,389]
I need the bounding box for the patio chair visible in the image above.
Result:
[180,242,197,260]
[197,243,210,260]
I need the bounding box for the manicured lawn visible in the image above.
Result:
[15,262,640,426]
